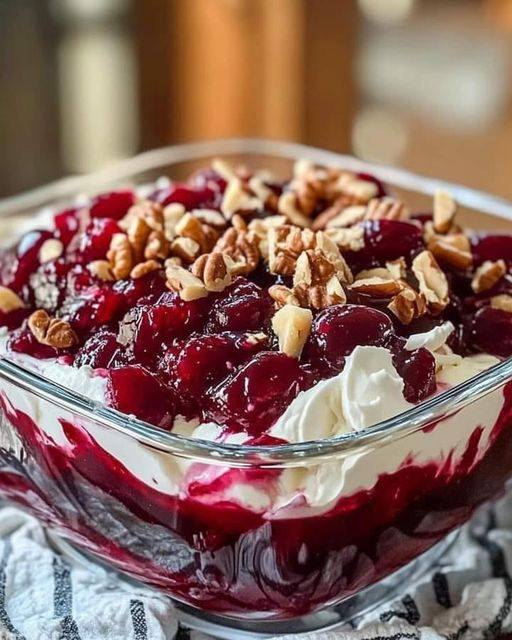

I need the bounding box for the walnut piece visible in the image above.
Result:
[192,252,234,292]
[491,294,512,313]
[412,250,449,314]
[0,286,24,313]
[388,287,427,325]
[107,233,133,279]
[277,192,313,228]
[221,178,262,219]
[268,225,315,276]
[28,309,77,348]
[471,259,506,293]
[271,304,312,358]
[428,234,472,271]
[39,239,64,263]
[88,260,114,281]
[214,226,260,275]
[433,189,457,234]
[324,226,365,252]
[130,259,160,279]
[170,237,201,263]
[365,197,409,221]
[165,262,207,301]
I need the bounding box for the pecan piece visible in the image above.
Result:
[272,304,313,358]
[175,213,217,254]
[0,286,25,313]
[268,285,300,307]
[277,192,312,228]
[192,252,234,292]
[324,226,365,252]
[365,197,408,221]
[165,262,207,301]
[312,199,363,231]
[107,233,133,279]
[491,294,512,313]
[267,225,315,276]
[88,260,114,281]
[145,229,171,261]
[221,178,262,219]
[412,250,449,314]
[121,200,164,232]
[471,259,506,293]
[170,237,201,263]
[214,226,260,276]
[39,239,64,263]
[130,259,160,279]
[388,287,427,325]
[28,309,77,348]
[433,189,457,234]
[428,234,472,271]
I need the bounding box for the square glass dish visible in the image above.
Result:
[1,139,512,636]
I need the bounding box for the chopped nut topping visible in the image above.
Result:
[428,234,472,271]
[292,250,347,309]
[324,226,365,252]
[412,250,449,314]
[130,259,160,279]
[221,178,262,219]
[272,304,313,358]
[491,294,512,313]
[88,260,114,281]
[0,286,25,313]
[214,227,260,276]
[28,309,77,348]
[175,213,216,254]
[127,217,152,263]
[388,286,427,325]
[471,259,506,293]
[170,237,201,263]
[39,239,64,263]
[212,158,237,181]
[192,251,234,292]
[351,267,403,298]
[191,208,226,228]
[433,189,457,234]
[165,262,207,301]
[313,200,363,231]
[385,258,407,280]
[315,231,353,284]
[107,233,133,279]
[145,229,171,261]
[121,200,164,233]
[163,203,186,240]
[333,173,379,203]
[277,191,313,228]
[268,226,316,276]
[365,197,409,221]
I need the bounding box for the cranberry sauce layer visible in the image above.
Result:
[0,158,511,439]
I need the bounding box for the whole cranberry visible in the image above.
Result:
[54,207,84,246]
[471,234,512,267]
[89,190,135,220]
[67,218,121,264]
[74,329,122,369]
[0,230,54,293]
[205,351,310,435]
[393,347,436,403]
[469,306,512,357]
[308,304,393,372]
[8,326,59,359]
[150,183,215,209]
[206,278,272,333]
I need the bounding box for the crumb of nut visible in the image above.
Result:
[277,192,312,228]
[490,294,512,313]
[170,237,201,263]
[272,304,313,358]
[175,212,215,253]
[365,197,408,221]
[433,189,457,234]
[231,213,247,232]
[221,177,262,219]
[324,204,367,229]
[324,226,365,252]
[388,287,427,324]
[28,309,77,348]
[39,239,64,263]
[412,250,449,314]
[428,234,472,271]
[333,174,378,203]
[212,158,237,181]
[127,216,152,262]
[130,259,160,279]
[121,200,164,232]
[191,208,226,228]
[315,231,353,284]
[245,332,268,345]
[108,233,133,279]
[268,284,300,307]
[88,260,114,281]
[303,277,346,309]
[192,252,234,292]
[0,286,25,313]
[471,259,506,293]
[165,262,208,301]
[267,225,315,276]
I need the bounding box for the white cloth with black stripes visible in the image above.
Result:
[1,492,512,640]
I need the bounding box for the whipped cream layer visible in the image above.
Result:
[0,324,504,516]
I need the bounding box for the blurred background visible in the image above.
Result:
[1,0,512,198]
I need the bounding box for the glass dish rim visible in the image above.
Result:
[0,137,512,466]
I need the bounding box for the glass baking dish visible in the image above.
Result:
[1,139,512,636]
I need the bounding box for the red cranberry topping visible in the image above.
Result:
[8,326,59,360]
[63,284,124,337]
[206,278,272,333]
[471,234,512,267]
[67,218,121,264]
[105,365,175,428]
[0,230,54,293]
[74,329,122,369]
[469,306,512,357]
[205,352,310,435]
[308,304,393,372]
[150,183,215,209]
[89,190,135,220]
[54,208,83,246]
[393,347,436,403]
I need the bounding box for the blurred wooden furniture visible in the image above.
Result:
[135,0,358,152]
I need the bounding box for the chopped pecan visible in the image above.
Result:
[145,229,171,261]
[170,237,201,263]
[272,304,313,358]
[127,217,152,263]
[39,239,64,263]
[121,200,164,233]
[386,258,407,280]
[332,173,379,203]
[324,226,365,252]
[365,197,408,221]
[192,252,234,292]
[312,199,362,231]
[491,294,512,313]
[107,233,133,279]
[351,267,403,298]
[213,227,260,276]
[412,250,449,314]
[428,234,472,271]
[191,208,227,229]
[163,203,186,240]
[315,232,353,284]
[248,176,279,211]
[28,309,77,348]
[165,262,207,301]
[277,192,313,228]
[175,213,217,254]
[0,286,24,313]
[88,260,114,281]
[433,189,457,234]
[130,259,160,279]
[304,276,346,310]
[388,286,427,325]
[221,178,262,219]
[471,259,506,293]
[293,250,347,309]
[268,284,301,307]
[268,225,316,276]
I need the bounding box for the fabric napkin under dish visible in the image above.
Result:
[0,491,511,640]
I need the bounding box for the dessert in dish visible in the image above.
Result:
[0,152,512,621]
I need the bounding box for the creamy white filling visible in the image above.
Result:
[0,328,502,515]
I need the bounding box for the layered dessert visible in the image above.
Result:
[0,157,511,619]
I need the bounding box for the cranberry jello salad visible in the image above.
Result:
[0,159,510,499]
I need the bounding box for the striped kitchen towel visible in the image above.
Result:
[1,494,512,640]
